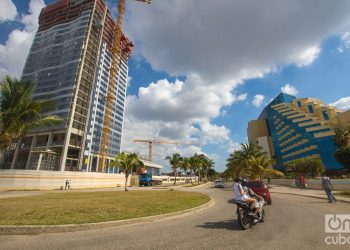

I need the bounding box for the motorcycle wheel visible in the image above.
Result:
[237,209,251,230]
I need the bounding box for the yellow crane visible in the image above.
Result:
[98,0,151,172]
[132,139,186,162]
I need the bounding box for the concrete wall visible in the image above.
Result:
[0,170,198,190]
[0,170,129,190]
[265,178,350,190]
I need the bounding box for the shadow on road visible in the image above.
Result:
[227,199,236,204]
[196,219,241,231]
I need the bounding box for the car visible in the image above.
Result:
[214,180,225,188]
[245,180,272,205]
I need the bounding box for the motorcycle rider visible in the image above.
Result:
[232,177,260,217]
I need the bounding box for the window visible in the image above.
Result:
[322,110,330,120]
[307,105,314,113]
[297,101,302,107]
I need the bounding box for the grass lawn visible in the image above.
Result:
[335,190,350,198]
[0,190,209,225]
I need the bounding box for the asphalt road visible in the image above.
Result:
[1,184,349,250]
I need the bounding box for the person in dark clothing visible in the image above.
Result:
[321,174,337,203]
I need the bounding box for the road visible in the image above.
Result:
[1,184,349,250]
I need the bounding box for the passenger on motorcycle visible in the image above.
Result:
[232,178,261,216]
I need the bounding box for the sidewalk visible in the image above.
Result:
[269,185,350,204]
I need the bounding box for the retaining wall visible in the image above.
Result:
[0,170,128,190]
[0,170,197,190]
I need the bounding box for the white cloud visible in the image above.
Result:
[237,93,248,101]
[252,95,265,108]
[293,46,321,67]
[0,0,45,78]
[281,83,298,96]
[228,140,241,154]
[329,97,350,110]
[0,0,17,22]
[122,0,350,169]
[337,32,350,53]
[125,0,350,82]
[126,76,245,123]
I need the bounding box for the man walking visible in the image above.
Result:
[321,174,337,203]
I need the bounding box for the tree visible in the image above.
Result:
[111,152,144,191]
[0,76,62,151]
[165,153,183,185]
[333,128,349,148]
[226,141,265,178]
[285,158,324,178]
[334,147,350,172]
[247,156,283,179]
[198,154,214,182]
[189,154,200,185]
[181,157,191,183]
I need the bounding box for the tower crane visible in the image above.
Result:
[132,139,188,162]
[98,0,151,172]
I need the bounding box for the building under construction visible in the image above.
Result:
[1,0,133,172]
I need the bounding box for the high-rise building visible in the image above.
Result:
[247,92,350,171]
[2,0,132,172]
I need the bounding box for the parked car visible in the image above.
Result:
[214,180,225,188]
[245,180,272,205]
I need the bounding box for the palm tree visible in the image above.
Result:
[198,154,214,182]
[0,76,62,151]
[181,157,191,183]
[241,141,265,158]
[333,128,349,148]
[165,153,183,185]
[247,156,283,179]
[190,153,202,183]
[188,155,199,184]
[226,141,265,179]
[111,152,144,191]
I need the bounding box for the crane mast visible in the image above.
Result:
[98,0,150,172]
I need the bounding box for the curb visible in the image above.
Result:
[192,182,213,189]
[0,196,214,235]
[271,191,350,204]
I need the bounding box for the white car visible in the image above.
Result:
[214,180,225,188]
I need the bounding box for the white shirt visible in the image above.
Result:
[233,182,249,201]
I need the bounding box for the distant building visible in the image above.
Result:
[1,0,132,172]
[247,92,350,171]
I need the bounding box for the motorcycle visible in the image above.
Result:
[235,197,265,230]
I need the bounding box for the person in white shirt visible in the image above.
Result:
[232,178,259,215]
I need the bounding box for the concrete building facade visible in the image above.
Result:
[248,93,350,171]
[0,0,131,172]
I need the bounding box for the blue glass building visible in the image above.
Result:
[248,93,348,171]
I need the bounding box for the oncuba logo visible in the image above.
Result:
[325,214,350,245]
[325,214,350,233]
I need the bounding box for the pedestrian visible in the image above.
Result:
[65,179,69,190]
[300,175,306,190]
[321,174,337,203]
[68,179,72,190]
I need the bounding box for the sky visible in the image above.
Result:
[1,0,350,172]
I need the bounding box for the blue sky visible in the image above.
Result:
[1,0,350,172]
